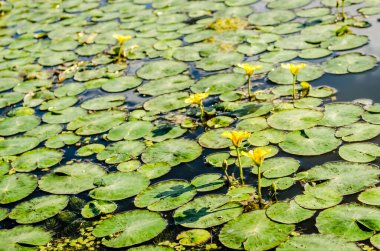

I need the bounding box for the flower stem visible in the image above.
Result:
[117,42,124,63]
[257,163,262,207]
[247,74,252,100]
[199,101,205,123]
[235,147,245,185]
[341,0,346,20]
[292,74,297,100]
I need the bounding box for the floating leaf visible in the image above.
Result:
[191,173,225,192]
[137,60,187,80]
[0,226,51,251]
[219,210,295,250]
[266,200,315,224]
[319,103,364,127]
[0,136,40,157]
[174,194,243,228]
[12,148,63,172]
[0,173,37,204]
[339,143,380,163]
[9,195,68,224]
[96,141,145,164]
[138,75,194,96]
[81,200,117,219]
[248,10,296,25]
[295,185,343,209]
[252,157,299,178]
[335,122,380,142]
[358,187,380,206]
[268,108,323,131]
[93,210,167,248]
[323,52,377,74]
[198,128,232,149]
[143,92,189,114]
[177,229,211,246]
[107,121,153,141]
[0,115,40,136]
[191,73,246,95]
[81,94,125,110]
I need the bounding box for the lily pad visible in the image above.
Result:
[138,75,194,96]
[279,127,342,156]
[89,172,149,201]
[296,161,380,195]
[198,128,232,149]
[177,229,211,246]
[137,60,187,80]
[319,103,364,127]
[96,141,145,164]
[268,64,324,84]
[81,94,125,110]
[101,76,142,93]
[268,108,323,131]
[107,121,153,141]
[323,52,377,74]
[0,115,40,136]
[81,200,117,219]
[77,144,105,157]
[339,143,380,162]
[248,128,287,146]
[252,157,299,178]
[143,92,189,114]
[137,162,171,179]
[248,10,296,26]
[295,185,343,209]
[0,226,51,251]
[142,139,202,167]
[12,148,63,172]
[191,73,246,95]
[322,34,368,51]
[316,203,380,241]
[45,132,80,149]
[0,173,37,204]
[219,210,295,250]
[277,234,361,251]
[266,200,315,224]
[335,122,380,142]
[39,163,107,194]
[93,210,167,248]
[191,173,225,192]
[9,195,68,224]
[358,187,380,206]
[42,107,88,124]
[135,180,196,211]
[0,136,40,157]
[174,194,243,228]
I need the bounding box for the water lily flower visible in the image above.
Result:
[113,34,132,44]
[281,63,307,100]
[222,130,251,147]
[300,81,311,98]
[237,63,263,100]
[185,92,209,104]
[242,147,271,166]
[237,63,262,76]
[281,63,307,75]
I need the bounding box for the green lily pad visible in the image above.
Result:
[277,234,361,251]
[0,173,37,204]
[0,115,40,136]
[142,139,202,167]
[137,60,187,80]
[107,121,153,141]
[296,161,380,195]
[260,50,298,63]
[323,52,377,74]
[198,128,232,149]
[0,207,7,222]
[268,108,323,131]
[101,76,142,93]
[358,187,380,206]
[248,128,287,146]
[339,143,380,163]
[195,52,244,71]
[143,92,189,114]
[358,6,380,15]
[219,210,295,250]
[81,200,117,219]
[295,185,343,209]
[89,172,149,201]
[296,7,331,17]
[267,0,311,9]
[145,124,186,142]
[191,73,246,95]
[174,194,243,228]
[236,117,268,132]
[67,110,126,135]
[227,185,256,202]
[0,136,40,157]
[319,103,364,127]
[39,163,107,194]
[248,10,296,25]
[335,122,380,142]
[54,82,85,97]
[230,102,274,119]
[128,246,174,251]
[205,152,234,167]
[299,48,332,59]
[45,131,80,149]
[12,148,63,172]
[9,195,68,224]
[322,34,368,51]
[42,107,88,124]
[371,234,380,249]
[40,96,78,112]
[177,229,211,246]
[268,64,324,84]
[191,173,225,192]
[316,203,380,241]
[237,42,268,56]
[135,180,196,211]
[138,75,194,96]
[81,94,125,110]
[266,200,315,224]
[93,210,167,248]
[280,127,342,156]
[97,141,145,164]
[0,92,24,109]
[137,162,171,179]
[362,111,380,124]
[77,144,105,157]
[252,157,299,178]
[206,116,234,129]
[0,226,51,251]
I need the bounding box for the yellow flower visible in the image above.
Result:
[237,63,263,75]
[113,34,132,44]
[222,130,251,147]
[242,147,271,166]
[281,63,307,75]
[185,92,209,104]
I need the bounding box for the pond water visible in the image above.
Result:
[0,0,380,251]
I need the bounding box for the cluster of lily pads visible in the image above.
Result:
[0,0,380,250]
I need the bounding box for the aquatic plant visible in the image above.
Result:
[281,63,307,100]
[185,92,209,123]
[112,34,132,63]
[242,147,271,206]
[222,130,251,185]
[237,63,263,100]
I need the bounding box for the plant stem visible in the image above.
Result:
[117,42,124,63]
[235,147,245,185]
[341,0,346,21]
[292,74,297,100]
[199,101,205,123]
[223,160,232,185]
[257,163,262,207]
[247,74,252,100]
